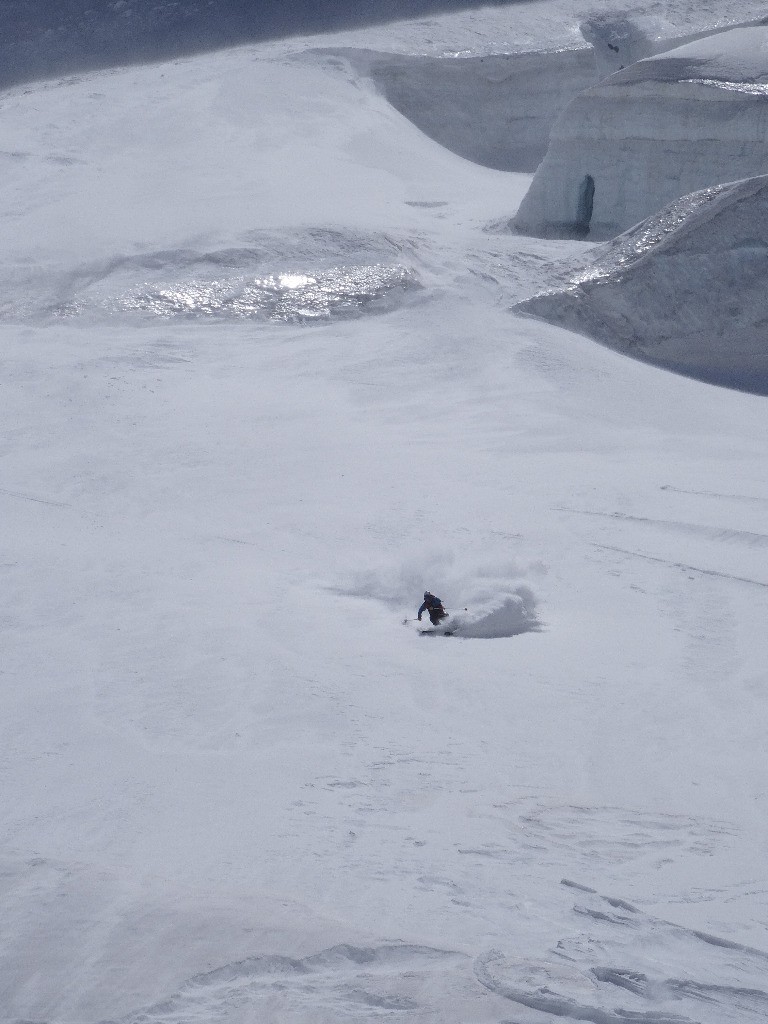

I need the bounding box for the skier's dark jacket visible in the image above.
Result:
[418,593,444,618]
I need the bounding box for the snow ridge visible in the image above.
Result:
[515,174,768,394]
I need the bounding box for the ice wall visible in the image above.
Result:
[514,174,768,394]
[514,27,768,240]
[321,47,596,171]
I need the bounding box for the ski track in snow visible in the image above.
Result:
[557,506,768,548]
[660,485,768,506]
[595,544,768,590]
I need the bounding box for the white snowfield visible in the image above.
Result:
[516,173,768,393]
[2,2,768,1024]
[515,26,768,240]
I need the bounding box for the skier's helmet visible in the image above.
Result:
[424,591,431,599]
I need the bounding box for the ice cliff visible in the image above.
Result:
[316,48,595,172]
[515,173,768,394]
[514,27,768,240]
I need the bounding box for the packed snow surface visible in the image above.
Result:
[516,173,768,393]
[2,2,768,1024]
[515,26,768,239]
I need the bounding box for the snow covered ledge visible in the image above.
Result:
[514,27,768,240]
[514,174,768,395]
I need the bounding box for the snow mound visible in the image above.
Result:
[514,173,768,394]
[514,26,768,240]
[317,46,596,171]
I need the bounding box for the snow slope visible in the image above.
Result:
[515,26,768,239]
[2,4,768,1024]
[516,173,768,393]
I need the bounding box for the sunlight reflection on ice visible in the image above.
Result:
[683,78,768,95]
[56,264,417,323]
[278,273,313,289]
[570,185,729,284]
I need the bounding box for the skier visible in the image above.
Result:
[418,591,447,626]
